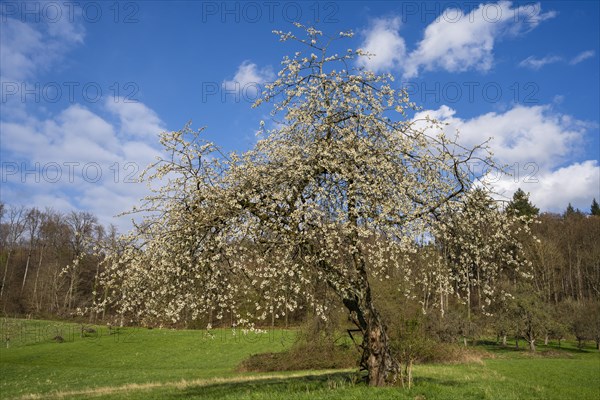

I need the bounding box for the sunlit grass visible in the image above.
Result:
[0,318,296,398]
[1,318,598,400]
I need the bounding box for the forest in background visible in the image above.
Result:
[1,191,599,352]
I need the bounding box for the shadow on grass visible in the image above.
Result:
[168,372,351,399]
[166,371,468,399]
[412,376,465,387]
[541,343,595,354]
[476,341,593,358]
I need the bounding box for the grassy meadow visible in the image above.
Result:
[0,318,598,399]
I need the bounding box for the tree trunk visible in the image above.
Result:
[32,245,44,310]
[406,358,413,389]
[101,285,109,322]
[0,250,12,299]
[343,186,400,387]
[544,334,549,346]
[22,246,33,292]
[529,339,536,352]
[365,315,398,386]
[90,261,102,323]
[271,307,275,329]
[502,334,507,347]
[343,294,399,386]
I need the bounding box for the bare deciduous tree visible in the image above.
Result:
[1,205,26,302]
[21,208,43,292]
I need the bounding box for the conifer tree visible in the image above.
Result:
[506,188,539,218]
[591,198,600,216]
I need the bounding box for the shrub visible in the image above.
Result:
[238,313,357,372]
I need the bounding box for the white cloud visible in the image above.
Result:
[0,6,165,232]
[0,11,84,82]
[2,105,118,163]
[355,2,556,77]
[222,61,274,98]
[519,55,562,70]
[569,50,595,65]
[0,101,164,232]
[403,2,556,78]
[0,6,86,124]
[105,98,166,138]
[492,161,600,212]
[518,50,595,69]
[357,17,406,72]
[415,104,587,171]
[524,6,557,28]
[413,104,598,211]
[26,194,78,215]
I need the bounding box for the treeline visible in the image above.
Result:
[1,193,599,350]
[0,204,116,320]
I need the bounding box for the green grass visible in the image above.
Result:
[0,318,298,399]
[1,318,599,399]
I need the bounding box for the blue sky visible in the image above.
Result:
[1,1,599,230]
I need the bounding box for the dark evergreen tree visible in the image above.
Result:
[565,203,575,215]
[506,188,539,218]
[564,203,584,218]
[591,198,600,216]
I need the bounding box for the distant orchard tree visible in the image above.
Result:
[436,189,533,323]
[99,25,531,386]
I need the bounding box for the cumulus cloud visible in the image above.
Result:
[0,5,86,123]
[0,101,164,231]
[356,17,406,72]
[403,1,556,78]
[222,61,274,99]
[0,10,84,82]
[0,5,166,232]
[415,104,587,171]
[356,2,555,78]
[492,161,600,212]
[413,104,598,211]
[105,98,166,138]
[2,105,117,162]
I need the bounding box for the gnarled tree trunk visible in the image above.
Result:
[343,291,399,386]
[341,182,401,386]
[363,311,400,386]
